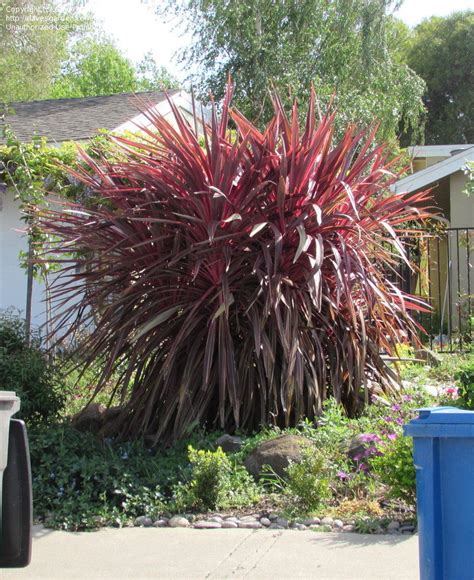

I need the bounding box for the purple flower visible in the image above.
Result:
[402,395,413,402]
[359,433,381,443]
[387,433,397,441]
[391,404,401,412]
[396,418,404,426]
[336,470,349,480]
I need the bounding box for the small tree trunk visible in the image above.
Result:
[25,238,34,346]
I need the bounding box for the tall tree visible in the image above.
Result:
[135,51,179,91]
[50,39,137,98]
[0,0,88,102]
[157,0,425,143]
[405,11,474,144]
[51,41,179,98]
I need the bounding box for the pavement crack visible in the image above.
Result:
[243,531,282,578]
[204,530,254,579]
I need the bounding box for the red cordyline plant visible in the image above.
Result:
[38,84,434,443]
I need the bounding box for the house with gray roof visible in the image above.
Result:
[0,90,208,329]
[0,89,209,144]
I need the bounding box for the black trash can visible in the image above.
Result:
[0,391,32,568]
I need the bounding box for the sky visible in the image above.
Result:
[83,0,473,83]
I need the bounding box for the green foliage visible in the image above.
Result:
[455,360,474,409]
[49,39,180,100]
[464,162,474,198]
[0,0,90,102]
[399,351,474,385]
[0,310,64,424]
[50,39,179,99]
[29,424,168,530]
[354,516,389,534]
[134,51,179,92]
[60,358,125,418]
[0,129,118,278]
[50,39,137,99]
[0,4,177,103]
[158,0,425,143]
[174,446,260,511]
[29,372,462,528]
[370,435,416,505]
[405,11,474,144]
[284,450,331,514]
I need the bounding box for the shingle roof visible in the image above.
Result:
[0,90,179,144]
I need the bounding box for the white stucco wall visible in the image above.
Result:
[0,190,47,328]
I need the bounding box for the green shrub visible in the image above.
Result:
[174,446,259,511]
[455,360,474,409]
[284,449,331,514]
[0,310,64,424]
[370,435,416,505]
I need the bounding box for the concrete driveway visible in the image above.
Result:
[3,525,419,579]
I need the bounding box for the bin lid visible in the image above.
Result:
[404,406,474,438]
[0,391,20,411]
[413,407,474,424]
[0,391,19,401]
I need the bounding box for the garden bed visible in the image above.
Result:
[29,356,468,533]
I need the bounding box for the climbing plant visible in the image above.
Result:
[0,127,111,338]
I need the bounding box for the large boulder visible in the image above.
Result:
[71,403,106,434]
[244,435,314,478]
[71,404,123,435]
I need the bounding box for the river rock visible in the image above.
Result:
[238,521,262,529]
[194,521,222,529]
[387,520,400,533]
[168,516,190,528]
[134,516,153,527]
[222,520,239,528]
[302,517,321,526]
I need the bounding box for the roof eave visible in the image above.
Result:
[392,146,474,194]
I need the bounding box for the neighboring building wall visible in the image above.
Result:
[446,171,473,335]
[430,177,451,221]
[0,190,46,328]
[450,171,473,229]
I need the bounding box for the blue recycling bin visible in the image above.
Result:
[404,406,474,580]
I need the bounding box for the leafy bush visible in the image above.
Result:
[284,449,331,513]
[370,434,416,505]
[455,360,474,409]
[174,446,259,511]
[39,82,434,443]
[0,310,64,424]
